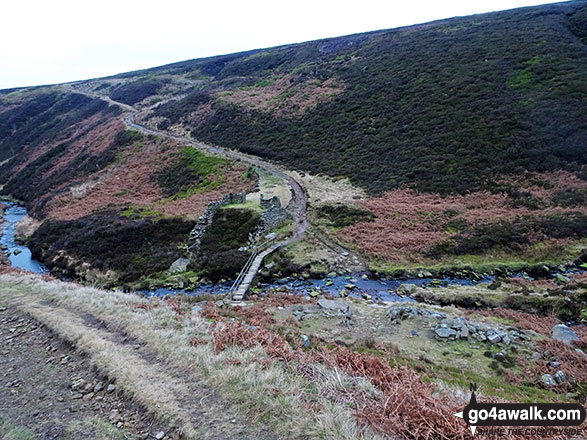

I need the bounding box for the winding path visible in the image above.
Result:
[65,86,310,299]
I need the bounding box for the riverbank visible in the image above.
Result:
[1,272,584,439]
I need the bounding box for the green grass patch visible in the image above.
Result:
[120,206,164,220]
[154,146,228,198]
[0,418,35,440]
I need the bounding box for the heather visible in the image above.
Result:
[29,208,196,283]
[145,1,587,195]
[340,187,587,266]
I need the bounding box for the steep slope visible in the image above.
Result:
[1,1,586,280]
[0,89,257,285]
[81,0,587,195]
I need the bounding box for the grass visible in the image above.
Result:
[154,146,228,199]
[221,200,264,213]
[65,417,130,440]
[120,205,164,219]
[0,273,381,440]
[365,239,587,277]
[0,418,35,440]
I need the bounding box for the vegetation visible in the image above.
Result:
[29,208,195,284]
[109,78,166,105]
[153,146,226,197]
[148,2,587,195]
[429,212,587,257]
[316,203,375,228]
[194,207,260,281]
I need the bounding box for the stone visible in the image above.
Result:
[168,258,190,274]
[397,284,418,296]
[411,330,419,337]
[541,374,556,387]
[93,382,104,393]
[109,410,120,423]
[494,352,506,362]
[191,305,203,314]
[435,327,457,339]
[487,334,502,344]
[317,298,350,315]
[71,379,86,391]
[459,326,470,339]
[554,370,566,384]
[531,352,541,361]
[300,334,310,348]
[13,249,22,256]
[155,432,165,440]
[309,290,320,298]
[552,324,579,346]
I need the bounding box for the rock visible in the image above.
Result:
[344,284,356,290]
[300,334,310,348]
[71,393,83,400]
[411,330,419,337]
[435,327,457,339]
[459,326,470,339]
[325,279,333,287]
[554,370,566,384]
[107,384,116,393]
[168,258,190,274]
[494,352,506,362]
[155,432,165,440]
[317,298,350,315]
[362,293,372,300]
[83,392,95,400]
[548,361,561,369]
[309,290,320,298]
[191,305,203,314]
[552,324,579,346]
[397,284,418,296]
[109,410,120,423]
[71,379,86,391]
[264,262,276,270]
[487,334,502,344]
[93,382,104,393]
[541,374,556,387]
[555,274,568,284]
[13,249,22,256]
[531,352,541,361]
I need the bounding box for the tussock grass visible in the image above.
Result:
[0,273,381,439]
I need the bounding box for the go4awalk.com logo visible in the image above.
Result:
[453,384,586,437]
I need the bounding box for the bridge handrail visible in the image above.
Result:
[229,238,275,295]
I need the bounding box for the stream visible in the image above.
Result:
[0,201,46,274]
[1,202,581,301]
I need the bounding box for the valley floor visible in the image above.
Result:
[1,270,585,439]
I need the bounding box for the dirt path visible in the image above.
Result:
[0,293,277,440]
[62,84,366,276]
[0,305,165,440]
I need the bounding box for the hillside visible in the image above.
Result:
[0,1,586,282]
[96,1,586,195]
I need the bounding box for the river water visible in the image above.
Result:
[0,201,46,273]
[1,202,581,301]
